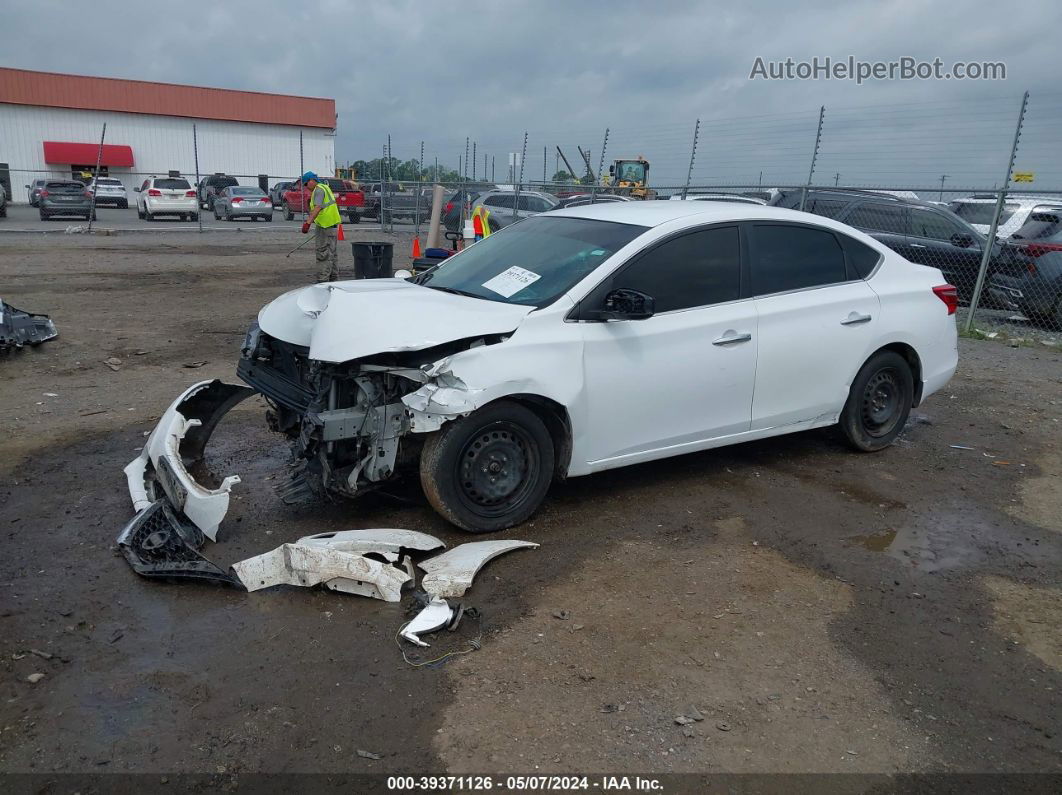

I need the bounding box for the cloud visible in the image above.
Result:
[3,0,1058,189]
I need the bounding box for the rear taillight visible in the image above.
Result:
[148,189,162,196]
[445,202,453,212]
[231,197,243,204]
[185,190,196,198]
[262,197,271,203]
[933,284,958,315]
[39,190,49,198]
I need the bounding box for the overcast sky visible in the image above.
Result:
[4,0,1060,189]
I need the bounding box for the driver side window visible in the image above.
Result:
[609,226,741,313]
[909,209,963,241]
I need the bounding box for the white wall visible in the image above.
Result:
[0,103,335,201]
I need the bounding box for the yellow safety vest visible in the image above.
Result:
[473,205,492,237]
[310,181,342,228]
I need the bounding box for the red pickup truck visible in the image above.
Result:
[282,178,365,224]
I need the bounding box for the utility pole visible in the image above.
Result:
[938,174,948,201]
[834,172,840,186]
[799,105,825,212]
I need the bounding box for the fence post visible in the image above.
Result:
[193,124,202,233]
[682,119,700,199]
[472,141,477,181]
[592,127,609,203]
[299,130,305,223]
[799,105,825,212]
[464,137,470,181]
[543,146,547,184]
[964,91,1029,333]
[86,123,106,232]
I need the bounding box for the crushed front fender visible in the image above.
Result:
[124,379,254,540]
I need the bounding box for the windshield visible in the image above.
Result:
[419,215,647,307]
[46,182,84,193]
[617,162,647,183]
[950,201,1018,226]
[95,179,123,186]
[156,178,191,190]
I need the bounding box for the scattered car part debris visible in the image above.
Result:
[356,749,382,761]
[232,543,410,601]
[418,540,539,598]
[552,609,571,620]
[26,673,45,684]
[400,596,455,647]
[116,499,243,587]
[104,357,122,371]
[124,379,253,540]
[297,528,445,556]
[0,298,58,353]
[183,360,208,368]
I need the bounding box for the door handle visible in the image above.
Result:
[840,312,873,326]
[910,243,926,248]
[712,331,752,345]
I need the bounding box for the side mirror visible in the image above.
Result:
[586,288,655,321]
[133,186,140,192]
[393,269,413,279]
[950,233,973,248]
[24,184,30,189]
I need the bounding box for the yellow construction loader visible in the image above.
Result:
[604,157,653,199]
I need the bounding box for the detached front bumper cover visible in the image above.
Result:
[0,298,58,353]
[124,380,253,541]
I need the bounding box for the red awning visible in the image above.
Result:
[42,141,134,167]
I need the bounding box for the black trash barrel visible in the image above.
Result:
[351,241,394,279]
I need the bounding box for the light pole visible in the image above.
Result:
[938,174,948,202]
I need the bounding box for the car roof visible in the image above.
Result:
[549,201,844,228]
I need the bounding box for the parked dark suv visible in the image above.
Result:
[772,189,1030,304]
[992,207,1062,325]
[198,174,240,211]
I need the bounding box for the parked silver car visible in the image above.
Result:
[213,186,273,221]
[26,178,48,207]
[87,177,129,208]
[471,190,557,230]
[948,193,1062,239]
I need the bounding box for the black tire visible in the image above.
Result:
[213,207,221,220]
[263,215,272,222]
[284,203,294,221]
[145,208,154,221]
[191,213,200,222]
[137,205,144,219]
[839,351,914,452]
[120,200,128,209]
[39,210,47,221]
[348,212,360,225]
[488,217,500,233]
[419,400,555,533]
[90,212,97,221]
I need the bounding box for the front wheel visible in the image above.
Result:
[420,400,555,533]
[839,351,914,452]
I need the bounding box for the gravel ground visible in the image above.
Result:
[0,230,1059,781]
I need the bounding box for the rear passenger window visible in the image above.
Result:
[838,234,882,278]
[805,198,847,218]
[846,203,908,235]
[751,224,847,294]
[613,226,741,312]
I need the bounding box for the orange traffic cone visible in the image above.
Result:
[411,237,421,258]
[337,223,345,242]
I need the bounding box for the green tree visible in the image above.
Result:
[551,170,575,183]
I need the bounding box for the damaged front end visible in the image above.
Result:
[237,319,495,505]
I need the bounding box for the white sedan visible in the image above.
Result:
[131,203,958,536]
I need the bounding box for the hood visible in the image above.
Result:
[258,278,533,363]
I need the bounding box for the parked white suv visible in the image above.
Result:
[128,203,958,537]
[87,177,129,208]
[948,193,1062,239]
[135,176,198,221]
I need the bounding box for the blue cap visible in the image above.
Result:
[301,171,318,183]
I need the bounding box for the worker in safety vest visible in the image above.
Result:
[471,205,492,240]
[300,171,342,282]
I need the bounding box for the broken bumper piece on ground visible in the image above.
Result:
[232,543,413,600]
[124,379,253,541]
[418,540,540,598]
[116,499,243,587]
[400,597,457,647]
[0,298,58,353]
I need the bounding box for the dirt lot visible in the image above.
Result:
[1,230,1060,781]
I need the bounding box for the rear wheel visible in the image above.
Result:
[839,351,914,452]
[348,212,360,225]
[214,207,221,220]
[145,208,154,221]
[39,210,47,221]
[420,400,555,533]
[119,200,128,209]
[284,203,294,221]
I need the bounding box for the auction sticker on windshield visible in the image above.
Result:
[482,266,541,298]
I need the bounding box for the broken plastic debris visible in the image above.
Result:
[0,299,59,352]
[232,543,411,601]
[418,539,539,598]
[400,597,455,647]
[297,528,445,556]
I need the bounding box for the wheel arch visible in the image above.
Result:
[864,342,923,406]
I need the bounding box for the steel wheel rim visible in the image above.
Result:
[861,368,902,437]
[456,422,538,518]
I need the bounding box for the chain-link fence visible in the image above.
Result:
[3,90,1060,340]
